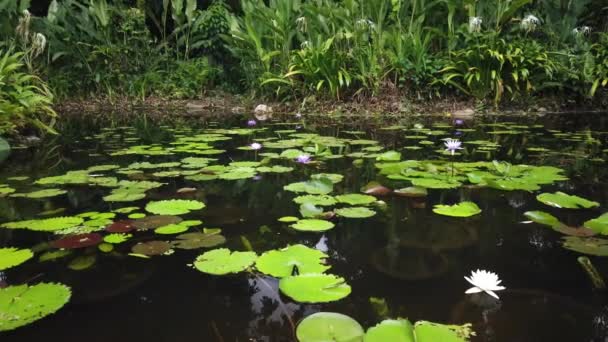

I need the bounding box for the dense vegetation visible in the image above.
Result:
[0,0,607,134]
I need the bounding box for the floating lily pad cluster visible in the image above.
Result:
[296,312,474,342]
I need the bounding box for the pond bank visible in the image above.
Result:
[54,91,608,123]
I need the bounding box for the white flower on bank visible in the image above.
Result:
[465,269,506,299]
[521,14,540,32]
[296,16,307,33]
[468,17,483,33]
[573,26,592,36]
[356,18,375,30]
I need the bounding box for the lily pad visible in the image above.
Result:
[193,248,257,275]
[335,207,377,218]
[584,213,608,235]
[433,202,481,217]
[132,215,183,230]
[284,177,333,195]
[292,219,335,232]
[536,192,599,209]
[171,232,226,249]
[0,283,72,332]
[394,187,428,197]
[131,241,172,256]
[365,319,471,342]
[154,223,190,235]
[104,233,132,244]
[145,199,205,215]
[10,189,67,199]
[0,248,34,271]
[278,216,299,223]
[336,194,376,206]
[293,195,337,207]
[105,220,135,233]
[279,273,351,303]
[296,312,365,342]
[562,236,608,256]
[411,178,461,189]
[50,233,103,249]
[1,216,84,232]
[255,244,330,278]
[68,255,96,271]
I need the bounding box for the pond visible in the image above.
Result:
[2,112,608,341]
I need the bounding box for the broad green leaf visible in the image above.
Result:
[0,248,33,271]
[145,199,205,215]
[279,273,351,303]
[0,283,71,332]
[292,219,335,232]
[297,312,365,342]
[536,192,599,209]
[255,244,330,278]
[193,248,257,275]
[433,202,481,217]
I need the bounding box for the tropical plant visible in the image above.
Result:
[0,49,57,134]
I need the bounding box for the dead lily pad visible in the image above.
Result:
[50,233,103,249]
[105,220,135,233]
[171,232,226,250]
[132,215,182,230]
[131,241,172,256]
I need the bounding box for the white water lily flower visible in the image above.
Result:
[465,269,506,299]
[444,138,463,155]
[468,17,482,33]
[521,14,540,32]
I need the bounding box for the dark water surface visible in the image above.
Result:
[2,112,608,341]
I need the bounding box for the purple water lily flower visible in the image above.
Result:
[444,138,463,155]
[250,142,262,150]
[295,112,302,119]
[454,119,464,125]
[454,130,463,136]
[247,119,257,127]
[296,154,311,164]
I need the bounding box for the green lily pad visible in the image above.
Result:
[394,187,428,197]
[279,273,351,303]
[1,216,84,232]
[103,233,132,244]
[335,194,376,206]
[292,219,335,232]
[154,223,190,235]
[284,177,334,195]
[10,189,67,199]
[145,199,205,215]
[536,192,599,209]
[193,248,257,275]
[562,236,608,256]
[364,319,473,342]
[278,216,299,223]
[300,203,324,218]
[0,283,72,332]
[411,178,461,189]
[376,151,401,162]
[0,248,34,271]
[68,255,96,271]
[293,195,337,207]
[255,244,330,278]
[296,312,365,342]
[433,202,481,217]
[584,213,608,235]
[335,207,377,218]
[524,211,565,229]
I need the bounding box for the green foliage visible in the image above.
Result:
[0,49,56,134]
